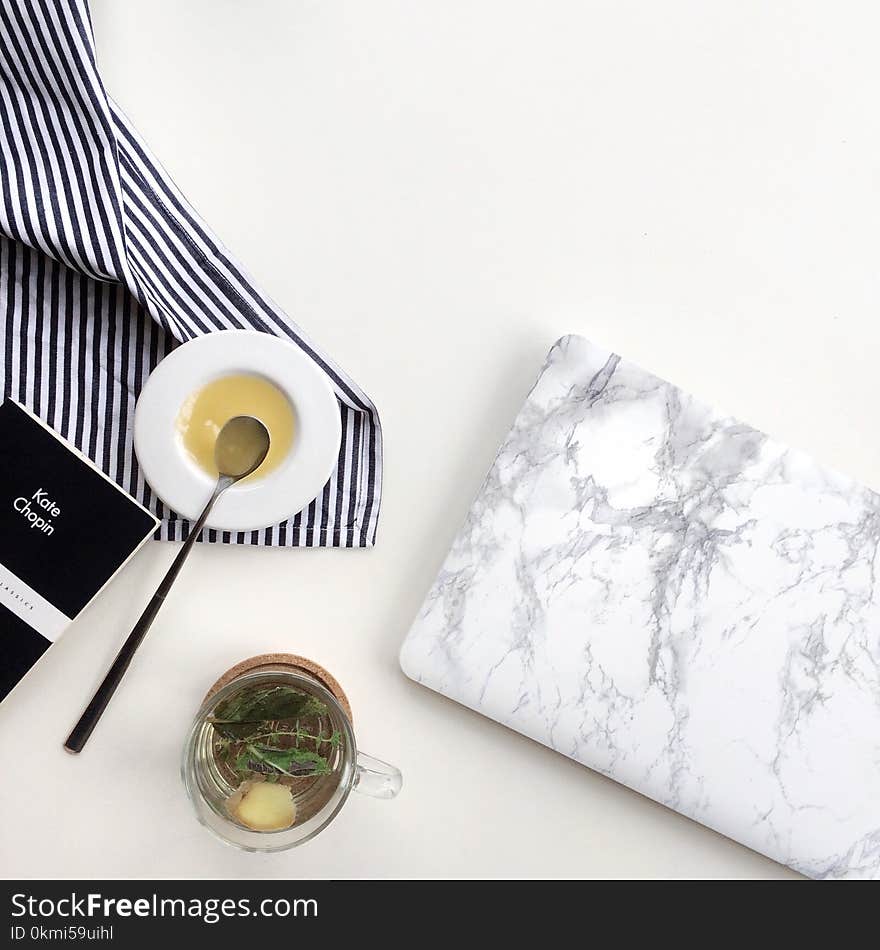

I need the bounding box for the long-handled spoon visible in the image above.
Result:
[64,415,271,753]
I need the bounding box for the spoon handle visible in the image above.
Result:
[64,476,234,754]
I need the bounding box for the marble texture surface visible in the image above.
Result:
[401,336,880,879]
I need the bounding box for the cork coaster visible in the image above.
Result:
[204,653,353,723]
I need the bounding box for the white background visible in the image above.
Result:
[4,0,880,879]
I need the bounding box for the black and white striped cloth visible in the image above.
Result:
[0,0,382,547]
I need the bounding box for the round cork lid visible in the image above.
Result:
[204,653,353,723]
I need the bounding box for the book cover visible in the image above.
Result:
[0,400,159,702]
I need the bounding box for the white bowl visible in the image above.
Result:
[133,331,342,532]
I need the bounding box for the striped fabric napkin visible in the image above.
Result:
[0,0,381,547]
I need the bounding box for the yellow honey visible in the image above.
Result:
[176,373,294,480]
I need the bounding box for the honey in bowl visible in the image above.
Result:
[176,373,295,480]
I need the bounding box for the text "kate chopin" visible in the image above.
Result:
[13,489,60,535]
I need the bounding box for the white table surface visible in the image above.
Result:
[4,0,880,880]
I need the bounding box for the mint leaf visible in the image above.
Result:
[211,685,312,739]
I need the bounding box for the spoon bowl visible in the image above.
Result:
[214,415,272,480]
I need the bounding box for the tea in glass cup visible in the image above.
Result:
[182,655,401,851]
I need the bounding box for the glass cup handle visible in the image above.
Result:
[354,751,402,799]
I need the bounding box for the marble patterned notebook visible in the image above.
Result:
[400,335,880,879]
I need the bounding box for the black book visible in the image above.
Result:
[0,400,158,703]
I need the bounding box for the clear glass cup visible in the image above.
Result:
[182,663,401,851]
